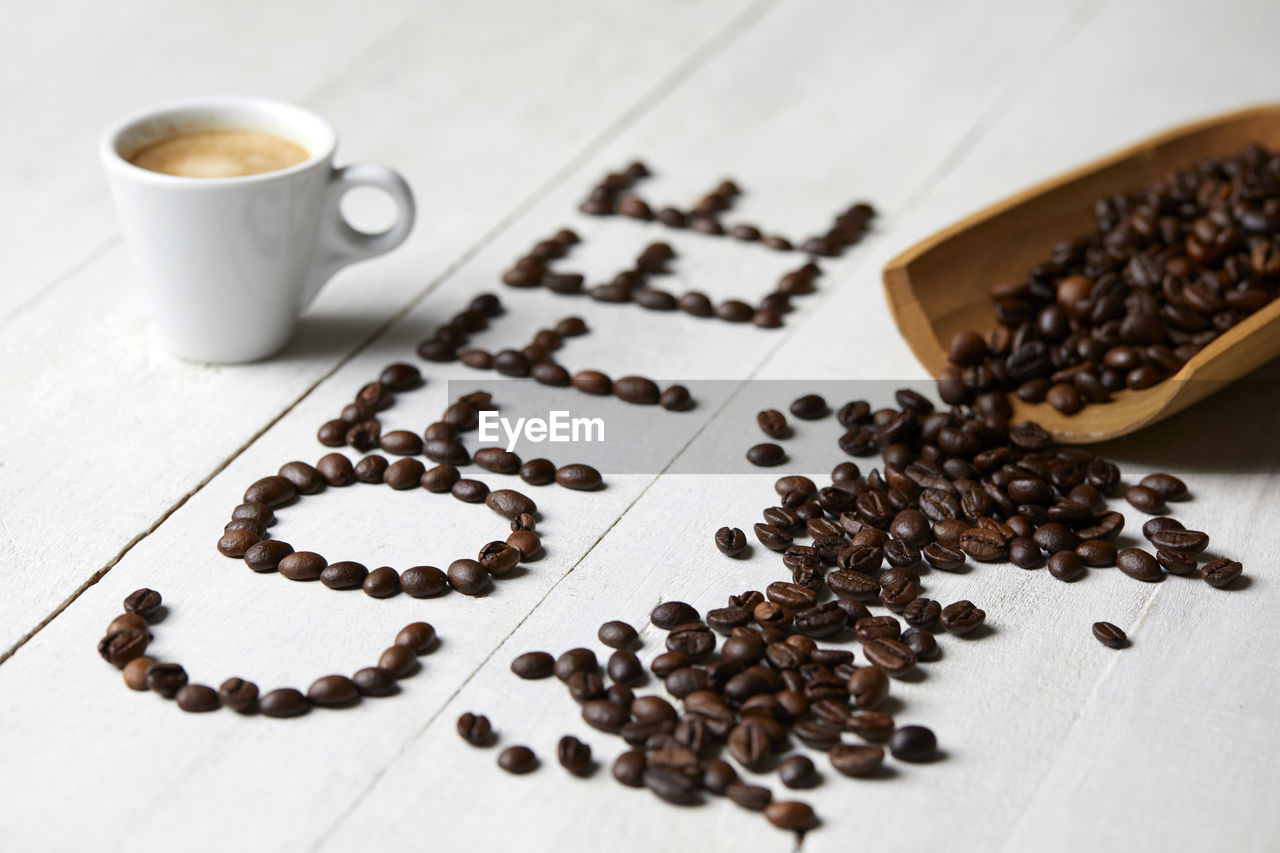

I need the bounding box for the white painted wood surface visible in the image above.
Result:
[1,0,1277,851]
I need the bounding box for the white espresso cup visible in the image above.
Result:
[101,96,415,363]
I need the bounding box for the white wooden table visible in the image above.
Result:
[2,0,1278,850]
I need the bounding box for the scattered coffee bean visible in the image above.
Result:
[176,684,220,713]
[123,588,163,618]
[458,712,494,746]
[219,677,259,712]
[1092,622,1128,649]
[498,745,538,774]
[557,735,594,776]
[889,724,937,762]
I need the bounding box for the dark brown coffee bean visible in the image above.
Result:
[394,622,436,655]
[447,559,490,596]
[863,638,917,676]
[257,687,309,718]
[244,475,296,508]
[1148,528,1209,554]
[1048,550,1086,582]
[666,624,716,659]
[217,528,260,558]
[790,394,829,420]
[716,300,753,322]
[714,526,749,558]
[1201,557,1243,589]
[582,699,629,734]
[1124,484,1166,514]
[243,539,294,573]
[1092,621,1128,649]
[485,489,537,519]
[555,735,593,777]
[219,677,258,712]
[1076,539,1117,567]
[959,527,1008,562]
[451,479,489,503]
[360,566,399,598]
[660,384,693,411]
[854,616,901,643]
[613,376,661,405]
[940,600,986,635]
[753,523,793,552]
[1116,547,1163,582]
[318,560,366,590]
[890,724,936,761]
[612,750,647,787]
[510,651,555,679]
[571,370,612,395]
[122,588,163,618]
[598,620,638,649]
[145,662,188,698]
[1156,548,1197,575]
[305,674,358,707]
[98,628,148,668]
[107,613,149,636]
[353,454,389,483]
[1139,472,1187,500]
[747,443,787,467]
[555,648,598,682]
[498,745,538,774]
[378,644,418,679]
[922,542,965,571]
[757,409,789,438]
[764,800,818,832]
[828,743,885,777]
[555,464,602,491]
[507,529,543,560]
[903,597,941,630]
[902,627,939,661]
[318,418,349,446]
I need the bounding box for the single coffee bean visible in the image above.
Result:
[243,475,296,508]
[219,677,259,712]
[1009,537,1043,569]
[1092,621,1128,649]
[829,743,884,776]
[1076,539,1117,567]
[243,539,294,573]
[557,735,593,777]
[889,724,937,761]
[122,588,163,618]
[511,651,556,679]
[399,565,448,597]
[757,409,789,438]
[1148,528,1209,554]
[555,648,598,682]
[940,600,986,635]
[318,419,348,446]
[598,620,639,649]
[518,458,557,486]
[421,463,460,493]
[378,361,421,390]
[447,559,491,596]
[498,745,538,774]
[98,629,148,668]
[1142,516,1184,540]
[175,684,220,713]
[790,394,829,420]
[316,453,355,486]
[122,656,153,690]
[507,529,543,560]
[379,430,424,457]
[1116,547,1163,582]
[753,523,793,552]
[764,801,818,832]
[659,384,693,411]
[1124,484,1166,514]
[1139,472,1187,500]
[145,662,188,698]
[644,765,699,805]
[378,644,418,678]
[778,755,816,789]
[1201,557,1243,589]
[854,615,901,643]
[902,627,939,660]
[727,782,772,812]
[457,712,494,746]
[555,464,603,491]
[320,561,368,590]
[217,528,260,558]
[485,489,537,519]
[651,601,699,629]
[353,454,389,483]
[613,376,661,405]
[611,749,648,787]
[451,479,489,503]
[747,443,787,467]
[1156,548,1198,575]
[478,541,521,576]
[903,597,942,630]
[395,622,436,654]
[714,526,749,557]
[922,542,966,571]
[666,624,716,659]
[582,698,629,734]
[259,687,309,718]
[863,638,917,676]
[352,667,397,697]
[1048,550,1086,582]
[307,675,358,707]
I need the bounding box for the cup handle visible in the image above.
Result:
[305,163,416,304]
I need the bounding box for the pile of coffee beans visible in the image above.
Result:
[937,144,1280,415]
[500,228,826,329]
[99,588,436,717]
[745,388,1243,593]
[577,161,877,260]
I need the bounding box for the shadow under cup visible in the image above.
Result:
[101,97,341,364]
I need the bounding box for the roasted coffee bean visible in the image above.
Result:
[399,565,448,597]
[554,648,598,683]
[507,529,543,560]
[416,463,456,494]
[1092,621,1128,649]
[518,458,557,486]
[1201,557,1243,589]
[473,447,521,475]
[794,603,847,638]
[378,430,422,457]
[959,527,1007,562]
[862,638,917,676]
[219,677,259,711]
[557,735,593,777]
[764,801,818,832]
[318,419,349,446]
[1156,548,1198,575]
[394,622,436,655]
[511,651,556,679]
[754,523,793,552]
[854,616,901,642]
[1076,539,1117,567]
[244,475,296,508]
[1034,523,1077,553]
[277,461,324,495]
[108,612,148,636]
[613,750,648,787]
[767,581,817,610]
[378,362,421,391]
[571,370,612,395]
[259,687,310,718]
[318,560,366,590]
[145,662,188,698]
[940,600,986,635]
[1148,528,1209,554]
[478,542,520,575]
[1116,547,1163,582]
[582,699,629,734]
[613,376,661,405]
[757,409,789,438]
[1142,516,1184,540]
[98,628,148,668]
[358,566,398,598]
[555,464,603,491]
[1048,550,1086,582]
[790,394,829,420]
[244,539,294,573]
[307,675,358,707]
[217,528,260,557]
[728,720,773,771]
[498,745,538,774]
[728,783,772,811]
[568,670,606,702]
[446,559,491,596]
[667,624,716,659]
[714,526,749,557]
[1124,484,1166,514]
[353,454,389,483]
[172,684,219,713]
[1139,472,1187,500]
[922,542,965,571]
[902,627,939,661]
[793,719,843,749]
[316,453,355,486]
[890,725,937,762]
[123,588,163,618]
[650,601,699,630]
[598,620,639,649]
[352,667,397,697]
[119,657,150,691]
[829,743,885,777]
[531,361,571,385]
[608,650,644,685]
[644,765,699,805]
[486,489,537,519]
[747,443,787,467]
[903,597,942,630]
[777,755,816,789]
[451,477,490,503]
[660,384,693,411]
[1009,537,1042,568]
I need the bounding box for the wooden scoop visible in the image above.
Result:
[883,103,1280,444]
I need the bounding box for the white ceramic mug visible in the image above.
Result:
[101,96,415,363]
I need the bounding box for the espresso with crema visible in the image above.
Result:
[129,129,309,178]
